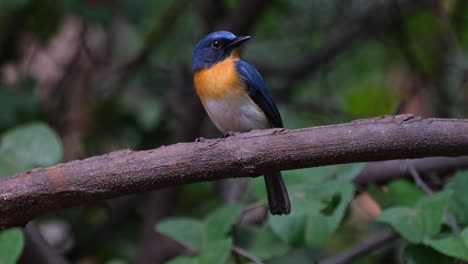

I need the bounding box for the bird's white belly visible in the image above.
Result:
[203,97,271,133]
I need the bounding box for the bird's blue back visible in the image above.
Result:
[234,60,284,128]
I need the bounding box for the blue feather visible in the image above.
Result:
[234,60,284,128]
[192,31,237,70]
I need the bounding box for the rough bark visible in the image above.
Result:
[1,115,468,229]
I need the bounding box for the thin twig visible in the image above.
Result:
[318,229,397,264]
[405,160,460,234]
[232,246,264,264]
[354,156,468,186]
[405,160,434,194]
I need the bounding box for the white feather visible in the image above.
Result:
[203,96,270,133]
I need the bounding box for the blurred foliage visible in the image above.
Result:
[2,122,62,166]
[0,82,37,129]
[157,205,242,263]
[428,228,468,261]
[265,164,361,249]
[445,170,468,226]
[368,180,425,208]
[0,122,62,176]
[0,228,24,264]
[0,121,63,261]
[403,245,453,264]
[0,0,467,263]
[377,191,451,243]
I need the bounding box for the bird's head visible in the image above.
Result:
[192,31,250,71]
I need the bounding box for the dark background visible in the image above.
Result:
[0,0,467,263]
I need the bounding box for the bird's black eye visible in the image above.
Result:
[211,40,222,49]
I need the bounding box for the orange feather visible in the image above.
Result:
[193,49,244,101]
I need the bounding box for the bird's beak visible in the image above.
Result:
[226,36,251,49]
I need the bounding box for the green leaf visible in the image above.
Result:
[0,228,24,264]
[267,247,315,264]
[197,238,232,264]
[0,153,30,177]
[236,225,289,260]
[156,218,203,251]
[304,178,355,247]
[254,165,336,201]
[166,256,198,264]
[335,163,365,181]
[204,204,242,242]
[320,193,341,216]
[368,180,425,208]
[429,228,468,261]
[156,204,240,254]
[403,244,453,264]
[268,164,356,248]
[377,191,452,243]
[166,239,232,264]
[269,214,305,246]
[1,122,63,166]
[445,170,468,225]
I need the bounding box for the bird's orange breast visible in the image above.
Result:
[193,51,244,101]
[193,50,271,133]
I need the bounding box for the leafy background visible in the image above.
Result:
[0,0,467,263]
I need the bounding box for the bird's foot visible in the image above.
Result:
[195,137,207,142]
[223,131,239,138]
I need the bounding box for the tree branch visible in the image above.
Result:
[354,156,468,185]
[1,114,468,229]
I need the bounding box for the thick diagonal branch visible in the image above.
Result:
[1,115,468,229]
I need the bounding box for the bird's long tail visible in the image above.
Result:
[264,172,291,215]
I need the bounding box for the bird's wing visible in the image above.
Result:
[234,60,284,128]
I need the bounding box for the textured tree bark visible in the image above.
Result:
[1,114,468,229]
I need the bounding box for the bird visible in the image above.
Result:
[191,31,291,215]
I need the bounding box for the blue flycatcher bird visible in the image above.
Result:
[192,31,291,215]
